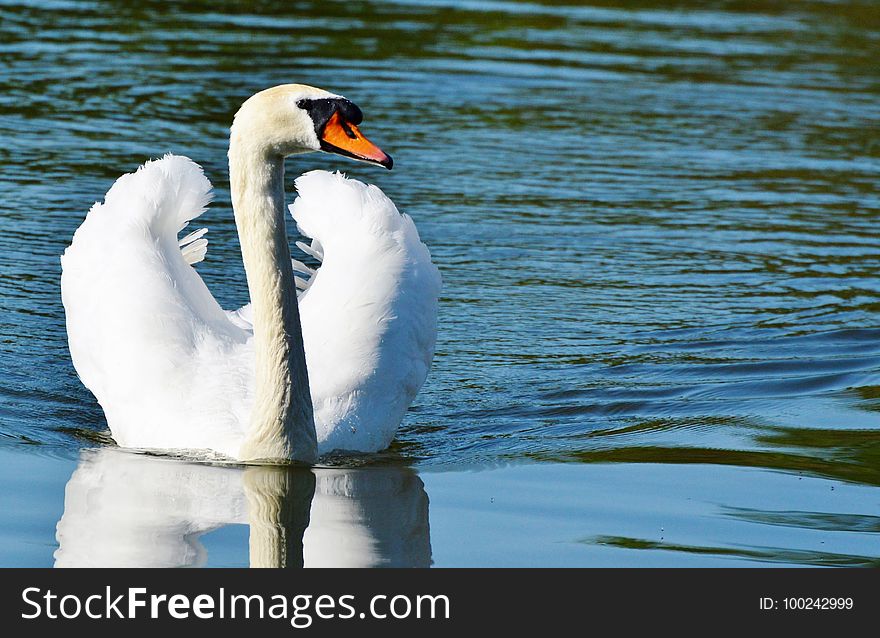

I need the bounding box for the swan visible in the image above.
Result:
[60,84,441,463]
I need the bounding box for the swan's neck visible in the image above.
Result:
[229,137,317,463]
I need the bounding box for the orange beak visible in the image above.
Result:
[319,111,393,170]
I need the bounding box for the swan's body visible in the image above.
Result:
[61,85,440,461]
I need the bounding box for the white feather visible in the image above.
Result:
[291,258,316,276]
[295,240,324,261]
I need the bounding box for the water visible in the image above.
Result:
[0,0,878,566]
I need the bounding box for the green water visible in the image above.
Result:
[0,0,878,566]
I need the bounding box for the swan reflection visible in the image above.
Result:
[54,448,431,568]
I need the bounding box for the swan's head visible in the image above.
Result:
[231,84,392,169]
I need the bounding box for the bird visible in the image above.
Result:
[60,84,441,464]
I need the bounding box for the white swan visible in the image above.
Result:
[60,85,441,463]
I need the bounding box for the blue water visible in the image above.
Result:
[1,0,878,566]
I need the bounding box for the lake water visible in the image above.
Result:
[0,0,878,567]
